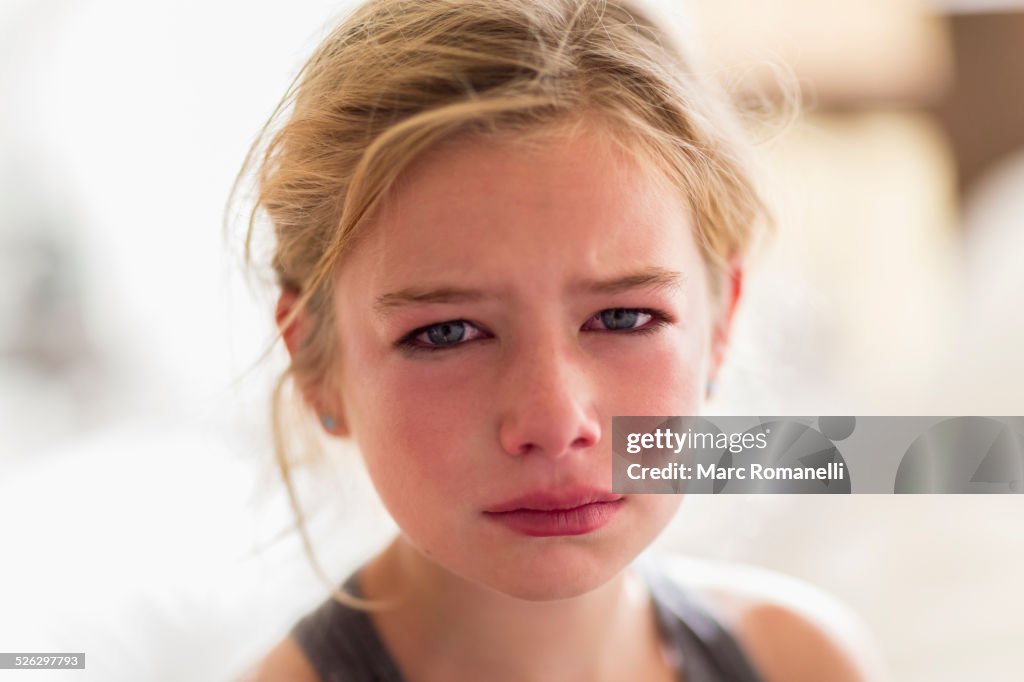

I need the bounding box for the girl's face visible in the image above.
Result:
[329,123,730,600]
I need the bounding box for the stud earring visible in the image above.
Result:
[320,415,336,430]
[705,379,715,397]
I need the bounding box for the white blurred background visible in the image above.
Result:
[1,0,1022,680]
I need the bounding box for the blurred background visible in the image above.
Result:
[0,0,1022,680]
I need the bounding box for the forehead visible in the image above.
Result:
[341,123,699,291]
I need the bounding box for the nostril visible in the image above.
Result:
[515,443,536,456]
[572,435,595,449]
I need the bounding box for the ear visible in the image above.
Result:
[275,288,350,437]
[708,255,744,384]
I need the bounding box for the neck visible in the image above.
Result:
[359,536,671,682]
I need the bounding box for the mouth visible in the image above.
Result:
[483,487,625,537]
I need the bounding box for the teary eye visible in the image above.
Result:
[425,321,465,345]
[398,319,489,353]
[599,309,644,330]
[582,308,670,333]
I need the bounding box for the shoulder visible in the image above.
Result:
[234,635,321,682]
[657,554,887,682]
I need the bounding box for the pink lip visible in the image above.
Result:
[483,487,625,537]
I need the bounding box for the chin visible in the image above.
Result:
[474,544,636,602]
[505,577,616,602]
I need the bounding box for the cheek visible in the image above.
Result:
[344,353,487,502]
[598,323,712,419]
[381,358,486,447]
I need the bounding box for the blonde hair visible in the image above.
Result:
[230,0,773,610]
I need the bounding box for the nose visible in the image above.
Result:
[496,336,602,459]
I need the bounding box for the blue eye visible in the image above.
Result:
[584,308,669,333]
[426,321,465,345]
[600,309,642,330]
[400,319,488,352]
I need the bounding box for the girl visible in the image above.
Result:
[234,0,882,680]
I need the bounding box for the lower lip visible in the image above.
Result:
[484,499,625,537]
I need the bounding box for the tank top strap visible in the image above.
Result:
[289,572,405,682]
[637,560,766,682]
[291,564,766,682]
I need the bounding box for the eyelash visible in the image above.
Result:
[396,308,673,354]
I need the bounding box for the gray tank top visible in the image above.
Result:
[290,563,765,682]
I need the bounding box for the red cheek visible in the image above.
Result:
[600,336,704,406]
[369,369,484,466]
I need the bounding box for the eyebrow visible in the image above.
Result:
[373,267,685,317]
